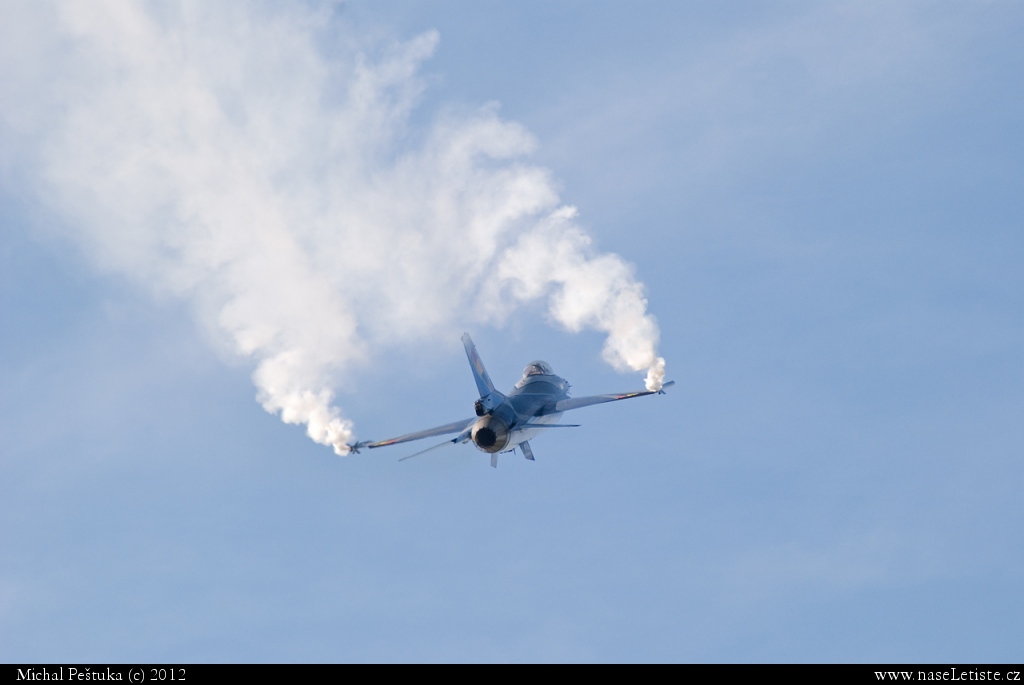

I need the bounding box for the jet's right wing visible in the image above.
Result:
[546,381,675,414]
[350,417,476,452]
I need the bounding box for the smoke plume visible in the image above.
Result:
[1,1,666,455]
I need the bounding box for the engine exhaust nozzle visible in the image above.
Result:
[471,415,510,453]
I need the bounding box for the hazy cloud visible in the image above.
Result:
[0,0,666,455]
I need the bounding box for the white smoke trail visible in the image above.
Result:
[0,0,667,455]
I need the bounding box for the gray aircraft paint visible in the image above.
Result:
[349,334,672,467]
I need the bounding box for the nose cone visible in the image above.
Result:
[471,416,510,453]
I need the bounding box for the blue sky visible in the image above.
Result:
[2,1,1022,662]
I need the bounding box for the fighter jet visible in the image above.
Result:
[348,333,673,467]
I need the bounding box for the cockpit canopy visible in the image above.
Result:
[515,359,565,392]
[521,360,554,378]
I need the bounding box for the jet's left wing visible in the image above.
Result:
[349,417,476,452]
[545,381,675,414]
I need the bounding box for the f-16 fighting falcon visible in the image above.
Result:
[348,334,673,467]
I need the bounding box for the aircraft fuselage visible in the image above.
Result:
[469,373,570,453]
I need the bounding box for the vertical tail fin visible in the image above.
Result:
[462,333,496,398]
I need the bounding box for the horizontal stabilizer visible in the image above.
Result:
[398,428,472,461]
[522,423,580,428]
